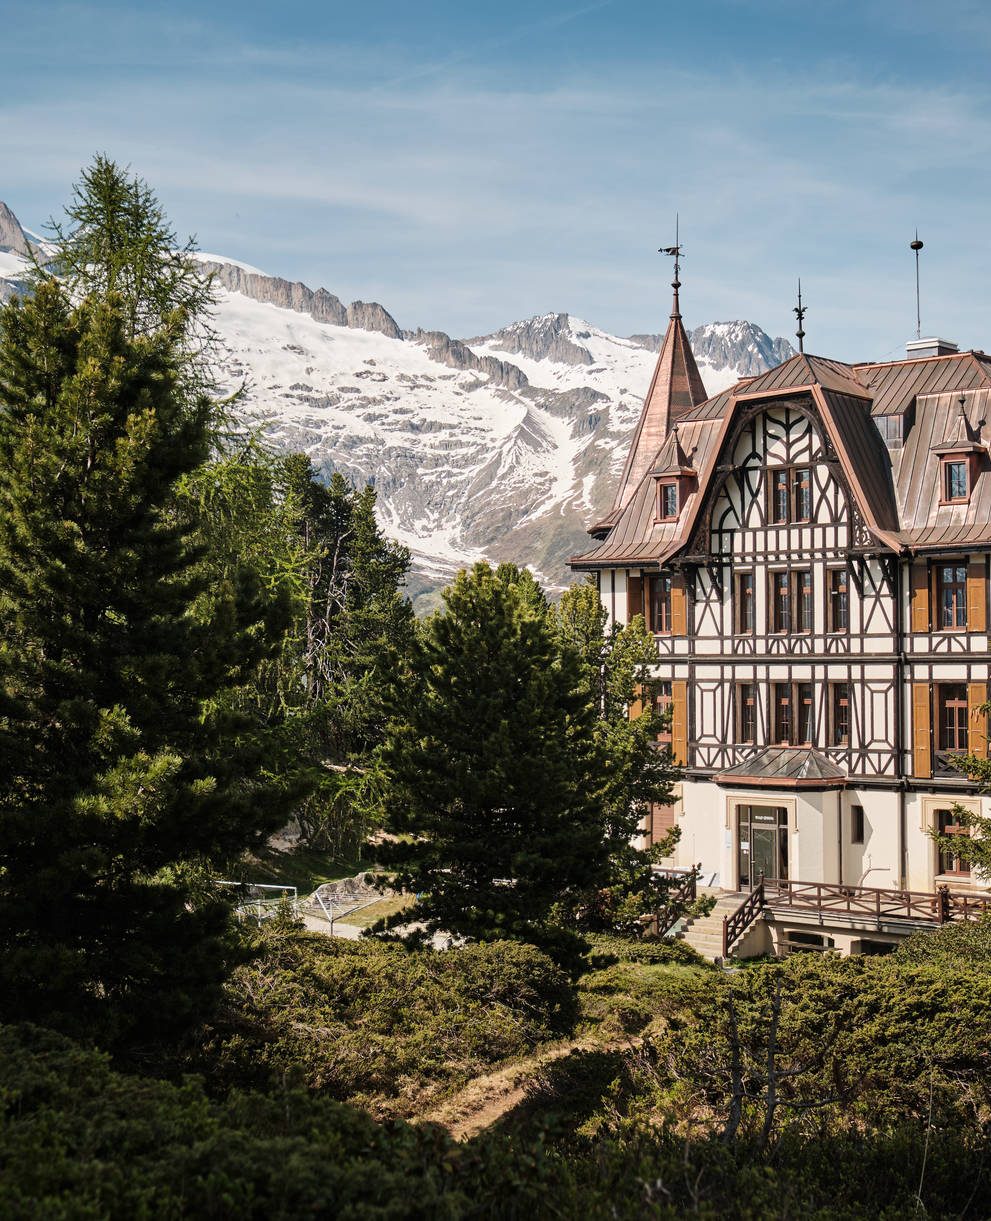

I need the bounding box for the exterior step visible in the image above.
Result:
[675,891,751,962]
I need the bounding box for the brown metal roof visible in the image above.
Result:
[892,387,991,550]
[608,298,708,518]
[573,337,991,572]
[854,351,991,416]
[714,747,847,788]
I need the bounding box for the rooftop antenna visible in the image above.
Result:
[659,214,683,318]
[793,279,807,354]
[910,231,924,340]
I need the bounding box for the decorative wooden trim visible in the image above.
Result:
[912,682,932,779]
[671,572,688,635]
[967,561,986,633]
[627,574,643,623]
[968,682,988,758]
[672,680,689,765]
[910,562,930,633]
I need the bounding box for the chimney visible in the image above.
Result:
[905,337,958,359]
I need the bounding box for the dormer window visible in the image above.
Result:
[943,458,969,504]
[656,480,679,521]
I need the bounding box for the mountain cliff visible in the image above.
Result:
[0,203,793,610]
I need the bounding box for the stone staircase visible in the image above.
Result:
[674,891,751,961]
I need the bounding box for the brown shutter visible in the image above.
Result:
[651,801,676,843]
[910,563,930,633]
[968,682,988,759]
[627,574,643,624]
[967,560,986,632]
[671,572,688,636]
[912,682,932,779]
[672,680,689,765]
[629,682,643,722]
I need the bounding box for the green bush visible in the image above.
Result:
[897,912,991,969]
[585,932,710,969]
[188,927,576,1114]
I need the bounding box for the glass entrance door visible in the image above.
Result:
[737,805,788,889]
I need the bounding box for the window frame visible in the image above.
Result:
[940,457,970,505]
[827,567,849,634]
[792,467,812,523]
[934,563,967,631]
[830,682,850,746]
[735,571,755,635]
[851,805,865,845]
[737,681,757,744]
[649,574,673,634]
[937,683,969,752]
[767,465,814,525]
[770,570,791,633]
[936,807,971,877]
[652,679,673,747]
[655,479,679,522]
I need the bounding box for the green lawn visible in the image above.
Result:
[341,896,413,928]
[233,844,381,894]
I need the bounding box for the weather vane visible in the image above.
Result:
[659,214,683,315]
[910,231,924,340]
[793,279,807,354]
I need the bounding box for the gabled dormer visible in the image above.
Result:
[652,423,696,521]
[932,395,986,505]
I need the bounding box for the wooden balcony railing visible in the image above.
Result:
[723,876,765,958]
[654,867,699,938]
[721,877,991,958]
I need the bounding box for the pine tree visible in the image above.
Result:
[552,578,705,933]
[377,563,607,974]
[0,281,288,1048]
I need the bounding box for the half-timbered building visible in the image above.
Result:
[571,280,991,957]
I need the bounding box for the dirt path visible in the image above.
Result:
[420,1038,600,1141]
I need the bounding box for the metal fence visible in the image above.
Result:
[214,881,299,926]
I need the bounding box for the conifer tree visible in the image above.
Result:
[377,562,606,974]
[0,280,288,1048]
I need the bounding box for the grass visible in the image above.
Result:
[235,843,381,894]
[341,896,413,928]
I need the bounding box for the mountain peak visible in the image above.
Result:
[464,312,595,366]
[0,201,30,257]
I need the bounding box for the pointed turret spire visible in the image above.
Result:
[606,227,708,516]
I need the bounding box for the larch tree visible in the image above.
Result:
[376,562,607,975]
[0,169,291,1048]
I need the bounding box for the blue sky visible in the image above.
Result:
[4,1,991,360]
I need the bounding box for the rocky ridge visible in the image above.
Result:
[0,201,793,609]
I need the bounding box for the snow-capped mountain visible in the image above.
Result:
[0,203,794,610]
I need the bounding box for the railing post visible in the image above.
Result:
[937,885,950,924]
[722,914,729,960]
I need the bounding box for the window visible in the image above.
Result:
[828,568,848,632]
[735,572,755,634]
[657,480,679,521]
[772,682,815,745]
[773,683,792,744]
[796,682,813,744]
[936,808,971,876]
[943,460,969,504]
[771,571,791,633]
[649,575,672,633]
[938,684,968,751]
[831,682,850,745]
[770,470,789,524]
[935,565,967,630]
[793,468,811,522]
[768,466,814,524]
[770,569,812,634]
[652,680,672,746]
[851,805,865,844]
[795,570,813,634]
[738,682,757,743]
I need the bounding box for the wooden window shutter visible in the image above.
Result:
[912,682,932,779]
[671,680,689,764]
[671,572,688,635]
[629,682,643,722]
[966,560,986,632]
[627,574,643,623]
[651,801,676,842]
[968,682,988,759]
[910,563,930,633]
